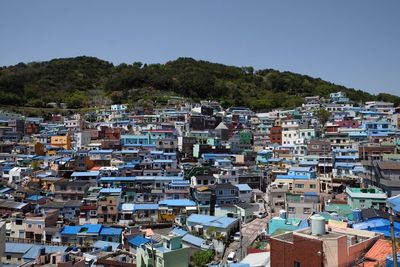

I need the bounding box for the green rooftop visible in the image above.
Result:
[348,187,384,194]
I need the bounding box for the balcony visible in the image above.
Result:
[164,188,190,194]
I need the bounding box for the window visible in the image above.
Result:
[6,255,11,260]
[295,184,304,188]
[310,184,316,189]
[294,261,301,267]
[28,224,32,228]
[303,208,311,214]
[288,207,295,213]
[219,190,223,195]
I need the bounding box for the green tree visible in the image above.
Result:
[191,250,214,267]
[315,109,331,126]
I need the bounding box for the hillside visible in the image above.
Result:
[0,56,399,111]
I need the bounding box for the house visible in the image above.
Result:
[50,135,72,150]
[192,185,215,215]
[60,224,122,245]
[97,195,120,224]
[0,200,30,217]
[275,167,319,195]
[214,183,239,205]
[158,199,197,222]
[345,187,387,210]
[71,171,100,184]
[186,214,239,240]
[268,183,289,213]
[268,211,308,236]
[286,193,321,219]
[362,160,400,197]
[235,183,252,203]
[215,202,259,223]
[330,91,350,103]
[269,126,282,145]
[136,234,190,267]
[2,243,68,265]
[8,167,31,185]
[24,209,59,242]
[270,215,383,267]
[53,180,89,201]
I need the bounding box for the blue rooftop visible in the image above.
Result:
[128,236,153,247]
[276,174,311,180]
[61,226,81,235]
[182,233,205,247]
[187,214,238,229]
[88,150,113,154]
[235,184,252,192]
[26,195,45,201]
[99,188,122,194]
[159,199,196,207]
[71,171,100,177]
[5,243,33,254]
[81,224,103,234]
[387,195,400,213]
[133,203,159,211]
[100,227,123,236]
[170,227,188,237]
[23,245,68,260]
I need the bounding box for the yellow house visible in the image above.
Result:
[50,135,71,149]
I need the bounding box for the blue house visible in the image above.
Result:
[120,134,153,146]
[60,224,122,244]
[361,121,395,137]
[330,92,350,103]
[332,148,359,163]
[276,167,316,180]
[214,183,239,205]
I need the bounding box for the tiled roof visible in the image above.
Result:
[364,239,400,264]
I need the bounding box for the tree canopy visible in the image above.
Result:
[1,56,399,110]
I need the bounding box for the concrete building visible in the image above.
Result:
[136,234,190,267]
[346,187,387,210]
[270,215,383,267]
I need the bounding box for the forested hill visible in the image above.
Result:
[0,56,399,110]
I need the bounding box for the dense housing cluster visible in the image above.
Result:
[0,91,399,267]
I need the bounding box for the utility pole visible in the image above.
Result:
[151,241,156,267]
[390,214,398,267]
[239,218,243,261]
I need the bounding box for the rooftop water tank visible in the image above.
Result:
[310,214,326,236]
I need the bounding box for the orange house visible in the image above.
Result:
[50,135,71,150]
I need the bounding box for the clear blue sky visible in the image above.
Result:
[1,0,399,95]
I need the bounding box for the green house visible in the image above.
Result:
[346,187,387,210]
[136,234,189,267]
